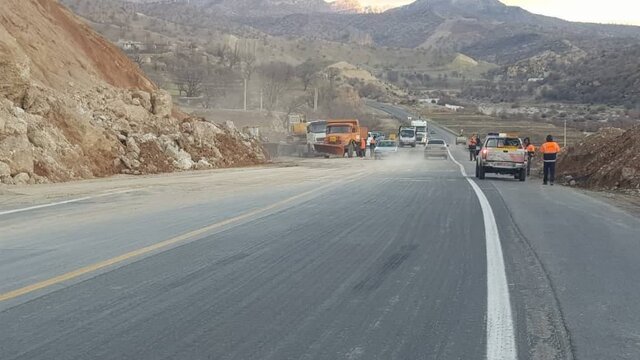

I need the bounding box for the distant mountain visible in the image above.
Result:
[234,0,640,64]
[181,0,333,16]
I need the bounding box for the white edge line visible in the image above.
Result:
[447,148,518,360]
[0,189,138,216]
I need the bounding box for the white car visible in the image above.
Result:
[424,139,449,159]
[374,140,399,160]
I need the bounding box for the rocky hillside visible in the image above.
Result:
[0,0,266,185]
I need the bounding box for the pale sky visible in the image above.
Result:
[359,0,640,25]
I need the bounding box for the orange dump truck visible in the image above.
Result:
[314,119,368,158]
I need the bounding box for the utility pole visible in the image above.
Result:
[564,118,567,147]
[243,78,247,111]
[313,87,318,112]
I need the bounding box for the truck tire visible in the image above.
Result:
[478,165,486,179]
[519,168,526,182]
[347,143,355,158]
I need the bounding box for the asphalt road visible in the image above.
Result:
[1,104,639,359]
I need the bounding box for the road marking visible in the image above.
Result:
[0,189,139,216]
[0,173,364,303]
[448,148,518,360]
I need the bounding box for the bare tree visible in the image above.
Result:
[174,61,205,98]
[259,62,294,111]
[296,59,322,91]
[241,52,257,81]
[227,44,241,71]
[215,44,231,67]
[215,43,241,70]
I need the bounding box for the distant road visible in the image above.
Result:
[1,105,639,359]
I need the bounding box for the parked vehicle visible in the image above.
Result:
[306,120,327,153]
[424,139,449,159]
[398,126,417,147]
[314,119,368,158]
[475,133,527,181]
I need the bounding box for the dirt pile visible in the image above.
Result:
[0,0,266,185]
[557,126,640,192]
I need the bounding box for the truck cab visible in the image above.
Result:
[398,126,417,147]
[314,119,367,158]
[411,120,428,145]
[306,120,327,152]
[476,133,527,181]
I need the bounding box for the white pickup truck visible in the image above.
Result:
[475,133,527,182]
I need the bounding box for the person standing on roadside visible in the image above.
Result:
[523,137,536,176]
[468,134,478,161]
[539,135,561,186]
[360,136,367,158]
[369,135,377,158]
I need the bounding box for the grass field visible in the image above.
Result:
[421,111,585,147]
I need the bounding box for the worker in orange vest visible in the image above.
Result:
[468,134,478,161]
[523,137,536,176]
[539,135,561,185]
[360,137,367,158]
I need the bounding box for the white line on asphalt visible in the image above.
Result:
[0,189,138,216]
[447,148,517,360]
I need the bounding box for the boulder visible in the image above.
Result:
[13,172,30,185]
[22,86,52,116]
[0,161,10,177]
[131,91,152,112]
[126,137,140,155]
[195,159,212,170]
[1,175,15,185]
[151,90,172,117]
[175,158,194,170]
[0,135,34,175]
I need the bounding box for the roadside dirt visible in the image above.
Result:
[0,156,383,209]
[557,125,640,192]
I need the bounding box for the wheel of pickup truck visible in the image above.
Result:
[347,143,355,158]
[478,165,486,179]
[519,168,526,182]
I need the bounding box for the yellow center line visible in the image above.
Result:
[0,172,365,303]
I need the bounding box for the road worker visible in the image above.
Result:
[468,134,478,161]
[539,135,561,185]
[360,137,367,158]
[369,135,377,158]
[523,137,536,176]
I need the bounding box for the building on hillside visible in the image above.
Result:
[419,98,440,104]
[445,104,465,111]
[117,40,146,51]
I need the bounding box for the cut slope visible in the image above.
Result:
[0,0,266,185]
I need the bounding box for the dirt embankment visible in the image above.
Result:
[557,126,640,192]
[0,0,266,185]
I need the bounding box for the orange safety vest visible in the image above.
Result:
[526,144,536,153]
[370,138,376,145]
[360,138,366,149]
[540,141,561,163]
[468,137,477,146]
[540,142,560,154]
